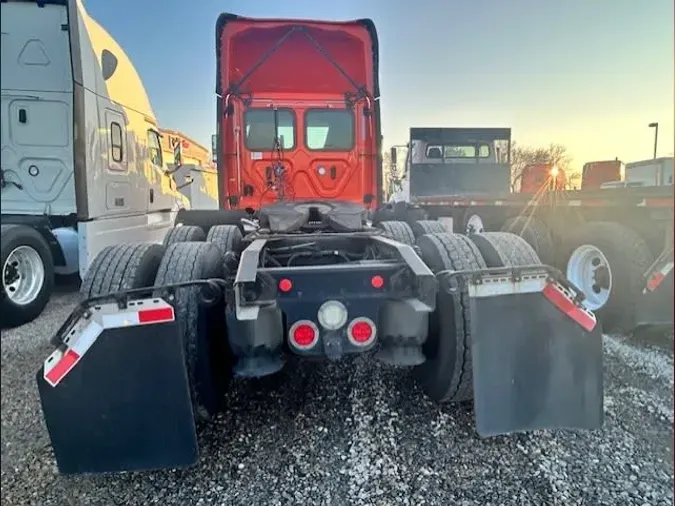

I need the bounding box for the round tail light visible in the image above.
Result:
[347,317,377,347]
[289,320,319,350]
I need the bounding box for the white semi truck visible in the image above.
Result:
[1,0,190,326]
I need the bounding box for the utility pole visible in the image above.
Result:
[648,122,659,159]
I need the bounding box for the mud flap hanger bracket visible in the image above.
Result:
[49,279,228,348]
[437,264,586,304]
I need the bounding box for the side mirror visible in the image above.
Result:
[211,134,218,164]
[172,141,182,169]
[390,147,397,165]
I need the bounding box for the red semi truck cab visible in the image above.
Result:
[520,163,567,192]
[214,14,382,212]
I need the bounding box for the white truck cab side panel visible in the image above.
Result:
[0,2,76,216]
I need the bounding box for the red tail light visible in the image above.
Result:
[278,278,293,293]
[347,317,377,347]
[288,320,319,350]
[371,275,384,289]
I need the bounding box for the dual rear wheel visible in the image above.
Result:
[81,224,242,422]
[378,220,540,404]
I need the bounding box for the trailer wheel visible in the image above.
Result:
[468,231,540,267]
[376,220,416,246]
[410,220,448,238]
[154,241,229,422]
[80,243,165,299]
[1,225,54,327]
[501,217,555,266]
[206,225,243,257]
[163,225,205,248]
[563,222,653,332]
[415,232,486,403]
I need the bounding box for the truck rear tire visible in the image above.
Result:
[1,224,54,327]
[468,231,540,267]
[206,225,242,257]
[80,243,165,299]
[376,220,416,245]
[163,225,205,248]
[563,222,653,332]
[175,209,248,235]
[154,242,229,422]
[414,232,487,403]
[501,217,555,266]
[372,202,427,224]
[468,231,549,428]
[410,220,448,238]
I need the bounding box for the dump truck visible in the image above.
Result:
[389,128,673,333]
[0,0,196,326]
[37,13,603,475]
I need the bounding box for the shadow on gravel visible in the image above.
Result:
[631,327,674,352]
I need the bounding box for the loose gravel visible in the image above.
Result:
[2,293,673,506]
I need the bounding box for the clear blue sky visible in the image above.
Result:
[86,0,674,170]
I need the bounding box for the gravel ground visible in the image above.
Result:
[1,291,673,506]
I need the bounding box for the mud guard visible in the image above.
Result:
[36,300,198,475]
[635,263,673,328]
[442,268,604,437]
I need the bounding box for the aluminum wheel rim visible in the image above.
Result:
[466,214,485,234]
[566,244,612,310]
[2,245,45,306]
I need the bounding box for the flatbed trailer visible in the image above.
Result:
[389,127,673,333]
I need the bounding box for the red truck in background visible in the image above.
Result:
[582,160,624,189]
[519,164,567,193]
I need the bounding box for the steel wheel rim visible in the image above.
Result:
[566,244,612,310]
[466,214,485,234]
[2,245,45,305]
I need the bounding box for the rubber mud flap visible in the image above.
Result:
[36,320,197,475]
[635,268,674,328]
[442,275,604,436]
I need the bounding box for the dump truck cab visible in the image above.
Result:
[214,14,381,212]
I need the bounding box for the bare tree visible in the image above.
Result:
[510,142,573,191]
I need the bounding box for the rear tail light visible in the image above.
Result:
[278,278,293,293]
[288,320,319,350]
[371,275,384,289]
[347,317,377,347]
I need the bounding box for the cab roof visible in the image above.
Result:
[215,13,380,99]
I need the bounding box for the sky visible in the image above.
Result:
[85,0,674,171]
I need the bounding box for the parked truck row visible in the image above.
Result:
[387,128,673,334]
[1,0,670,478]
[31,9,609,475]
